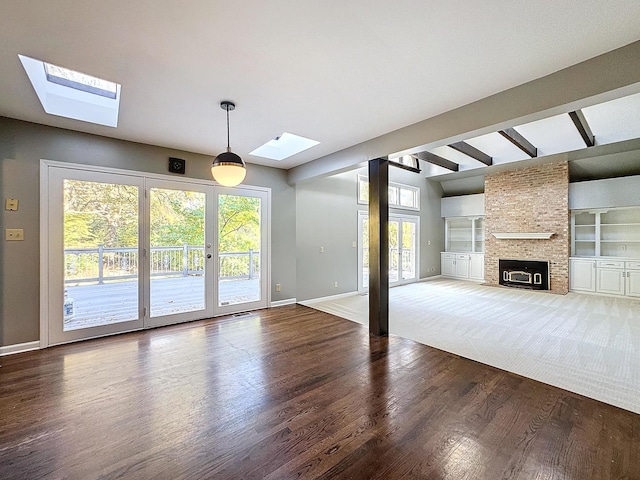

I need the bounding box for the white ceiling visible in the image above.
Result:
[2,1,640,170]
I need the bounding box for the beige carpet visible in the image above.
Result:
[301,278,640,414]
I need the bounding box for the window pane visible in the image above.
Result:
[149,188,206,318]
[400,188,416,207]
[359,178,369,203]
[63,179,139,331]
[388,186,398,205]
[218,194,262,306]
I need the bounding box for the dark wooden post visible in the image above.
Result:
[368,158,389,336]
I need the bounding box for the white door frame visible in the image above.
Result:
[40,160,271,347]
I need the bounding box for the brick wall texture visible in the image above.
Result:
[485,161,570,294]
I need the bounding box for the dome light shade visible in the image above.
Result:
[211,101,246,186]
[211,150,247,186]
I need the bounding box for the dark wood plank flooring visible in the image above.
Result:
[1,305,639,479]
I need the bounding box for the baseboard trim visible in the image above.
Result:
[0,341,40,357]
[299,291,359,306]
[270,298,297,307]
[419,275,442,282]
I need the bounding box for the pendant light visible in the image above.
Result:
[211,101,246,186]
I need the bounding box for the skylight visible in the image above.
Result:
[250,132,320,161]
[44,62,117,99]
[19,54,121,127]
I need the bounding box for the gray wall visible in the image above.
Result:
[569,175,640,209]
[295,165,443,301]
[441,194,485,218]
[0,117,296,346]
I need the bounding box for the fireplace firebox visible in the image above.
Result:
[499,259,549,290]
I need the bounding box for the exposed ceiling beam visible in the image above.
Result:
[448,142,493,166]
[498,127,537,157]
[413,151,459,172]
[386,156,422,174]
[569,110,595,147]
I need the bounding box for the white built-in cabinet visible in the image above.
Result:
[441,252,485,281]
[569,258,640,297]
[442,216,485,281]
[570,206,640,298]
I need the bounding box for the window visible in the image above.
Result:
[357,175,419,210]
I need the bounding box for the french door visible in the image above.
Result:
[357,211,419,293]
[42,162,269,346]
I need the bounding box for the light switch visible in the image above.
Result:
[5,198,18,211]
[6,228,24,241]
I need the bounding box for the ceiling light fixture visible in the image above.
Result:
[211,101,246,187]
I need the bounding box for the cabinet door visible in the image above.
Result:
[627,270,640,297]
[455,255,470,279]
[570,259,596,292]
[596,268,626,296]
[469,254,484,280]
[442,256,455,277]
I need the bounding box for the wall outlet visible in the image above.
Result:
[275,283,281,292]
[5,198,18,211]
[334,281,338,288]
[320,246,324,253]
[621,245,627,251]
[352,241,357,248]
[428,240,431,246]
[5,228,24,241]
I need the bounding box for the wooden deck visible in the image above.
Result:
[1,305,638,479]
[65,276,260,329]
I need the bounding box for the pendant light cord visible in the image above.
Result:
[226,106,230,151]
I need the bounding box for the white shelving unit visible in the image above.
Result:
[443,216,484,281]
[445,217,484,253]
[571,207,640,258]
[570,206,640,298]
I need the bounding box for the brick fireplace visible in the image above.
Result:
[484,161,570,294]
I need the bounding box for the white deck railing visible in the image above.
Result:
[64,245,260,284]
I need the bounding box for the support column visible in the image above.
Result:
[368,158,389,336]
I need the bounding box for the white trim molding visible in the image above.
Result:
[270,298,297,307]
[0,341,40,356]
[419,275,442,282]
[299,291,359,306]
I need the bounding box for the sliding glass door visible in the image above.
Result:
[43,163,269,346]
[47,168,145,345]
[144,179,215,329]
[215,187,269,315]
[358,211,419,292]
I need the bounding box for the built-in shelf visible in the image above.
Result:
[445,216,484,253]
[492,232,554,239]
[571,206,640,258]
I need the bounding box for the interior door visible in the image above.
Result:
[46,167,145,345]
[214,187,269,315]
[144,179,215,329]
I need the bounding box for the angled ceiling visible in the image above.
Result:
[1,1,640,172]
[413,92,640,178]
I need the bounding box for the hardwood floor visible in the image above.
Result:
[1,305,638,479]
